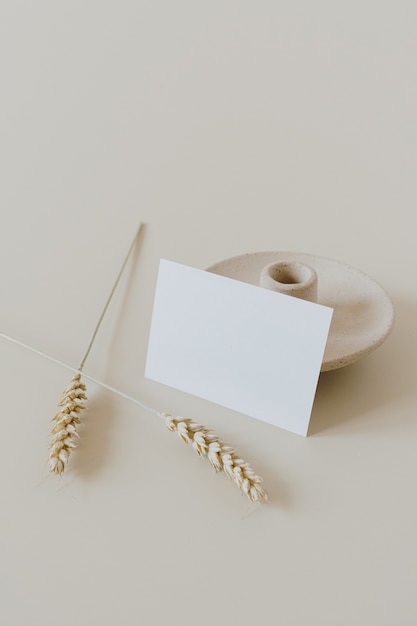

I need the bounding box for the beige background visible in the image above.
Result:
[1,2,416,624]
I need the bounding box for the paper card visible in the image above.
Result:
[145,260,333,436]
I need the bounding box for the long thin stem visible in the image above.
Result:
[0,331,158,415]
[78,222,143,371]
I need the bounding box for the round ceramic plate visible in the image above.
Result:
[207,252,394,371]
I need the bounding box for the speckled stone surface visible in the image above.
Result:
[259,261,318,302]
[207,251,395,371]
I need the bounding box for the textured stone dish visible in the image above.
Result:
[207,252,394,372]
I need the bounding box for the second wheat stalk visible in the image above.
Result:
[161,412,267,503]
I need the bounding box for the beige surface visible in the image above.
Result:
[1,2,416,625]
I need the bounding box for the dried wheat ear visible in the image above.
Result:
[160,412,267,503]
[48,373,87,475]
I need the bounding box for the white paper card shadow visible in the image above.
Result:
[145,260,333,436]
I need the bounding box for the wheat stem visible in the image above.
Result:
[78,222,143,371]
[0,332,158,415]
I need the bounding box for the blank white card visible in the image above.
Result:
[145,260,333,436]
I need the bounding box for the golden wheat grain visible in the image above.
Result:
[160,412,267,503]
[48,373,87,475]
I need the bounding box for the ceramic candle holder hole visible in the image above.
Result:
[259,261,318,302]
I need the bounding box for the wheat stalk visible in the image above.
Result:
[160,411,267,503]
[48,373,87,475]
[47,224,142,475]
[2,331,268,501]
